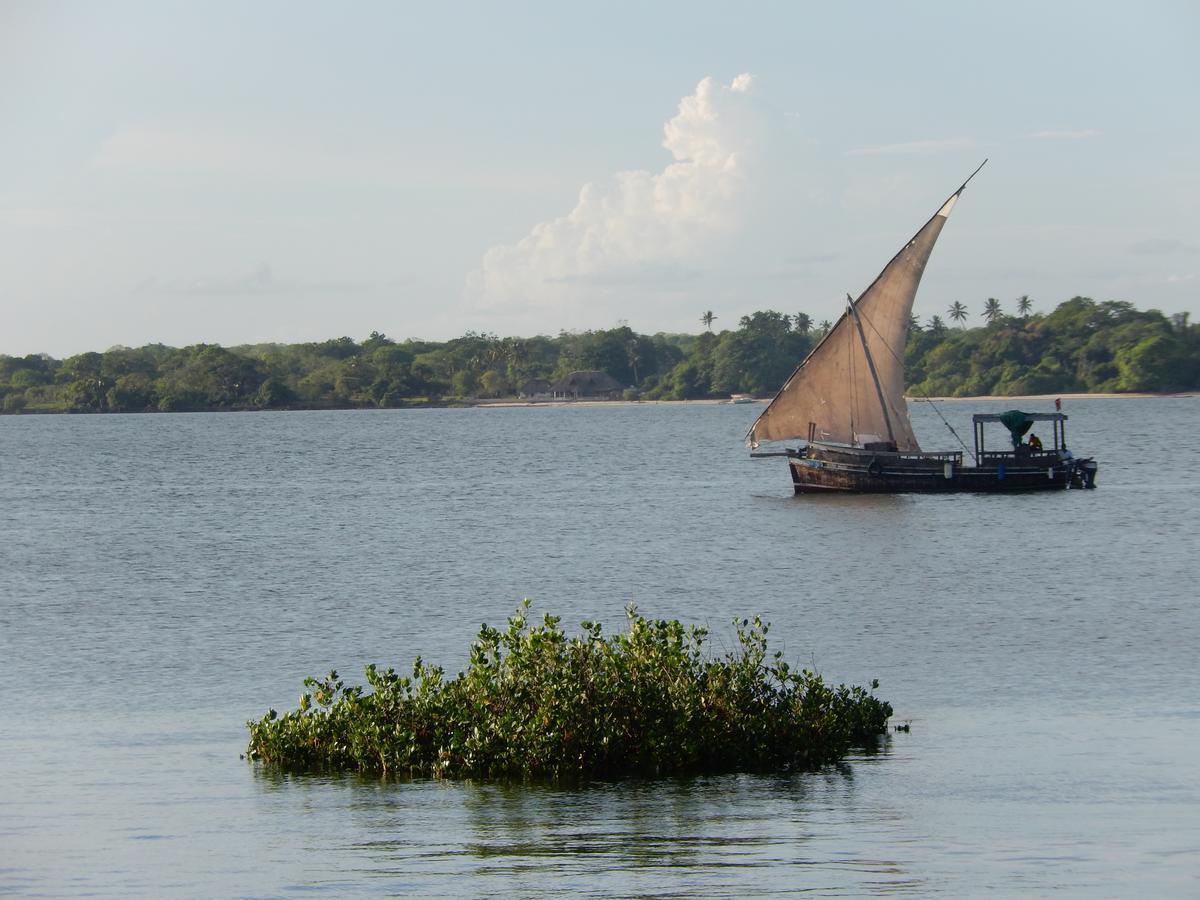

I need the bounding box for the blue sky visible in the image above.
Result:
[2,1,1197,356]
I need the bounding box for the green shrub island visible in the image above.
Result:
[246,603,893,779]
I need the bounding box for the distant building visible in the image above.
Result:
[518,378,552,400]
[549,370,624,401]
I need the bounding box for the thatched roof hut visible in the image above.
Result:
[519,378,552,399]
[549,370,624,400]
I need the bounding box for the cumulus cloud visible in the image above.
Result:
[467,74,759,313]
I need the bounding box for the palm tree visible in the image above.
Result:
[818,319,833,336]
[700,311,717,332]
[927,314,947,335]
[502,338,529,381]
[1016,295,1033,317]
[908,314,922,333]
[982,297,1003,323]
[948,301,968,327]
[626,336,641,385]
[793,312,812,335]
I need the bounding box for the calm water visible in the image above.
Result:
[2,398,1198,896]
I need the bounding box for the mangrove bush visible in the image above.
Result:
[245,602,893,779]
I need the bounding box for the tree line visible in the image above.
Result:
[906,296,1196,396]
[1,296,1196,414]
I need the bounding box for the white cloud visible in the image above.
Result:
[466,74,760,314]
[1027,129,1100,140]
[846,137,974,156]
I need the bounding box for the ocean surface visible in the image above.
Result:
[2,397,1198,897]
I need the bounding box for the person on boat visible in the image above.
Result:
[1027,433,1043,451]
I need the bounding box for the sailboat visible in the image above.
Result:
[747,163,1098,494]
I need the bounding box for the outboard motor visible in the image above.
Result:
[1079,458,1098,489]
[1068,457,1098,489]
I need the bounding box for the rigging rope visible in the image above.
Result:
[855,305,977,463]
[915,397,976,463]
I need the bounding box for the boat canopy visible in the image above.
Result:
[979,410,1069,449]
[971,412,1069,423]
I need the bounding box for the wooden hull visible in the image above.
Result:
[788,445,1097,495]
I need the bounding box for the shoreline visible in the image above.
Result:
[3,392,1193,417]
[472,391,1196,409]
[909,391,1197,402]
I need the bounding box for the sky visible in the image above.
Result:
[2,1,1198,358]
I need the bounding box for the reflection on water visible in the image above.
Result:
[243,753,923,896]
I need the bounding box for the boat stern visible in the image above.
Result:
[1068,457,1099,489]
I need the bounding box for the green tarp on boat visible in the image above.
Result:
[998,410,1035,448]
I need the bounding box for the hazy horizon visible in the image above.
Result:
[3,1,1197,358]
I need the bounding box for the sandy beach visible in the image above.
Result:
[472,392,1196,409]
[473,398,737,408]
[912,391,1197,402]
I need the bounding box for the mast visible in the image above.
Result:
[746,161,985,449]
[845,293,895,445]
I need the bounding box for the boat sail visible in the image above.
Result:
[748,163,1098,494]
[748,164,983,452]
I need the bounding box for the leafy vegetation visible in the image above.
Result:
[907,298,1198,397]
[245,603,893,780]
[2,297,1197,414]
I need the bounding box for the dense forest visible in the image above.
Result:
[1,296,1196,414]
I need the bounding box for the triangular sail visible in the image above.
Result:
[747,165,983,450]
